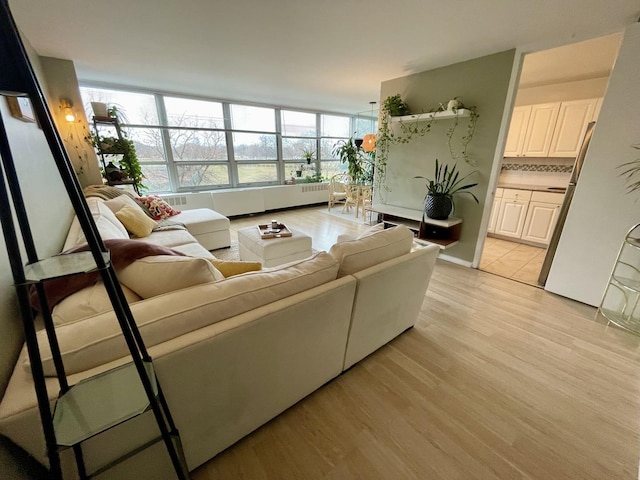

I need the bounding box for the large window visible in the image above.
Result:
[80,86,359,192]
[320,114,351,179]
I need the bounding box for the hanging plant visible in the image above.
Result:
[446,102,479,167]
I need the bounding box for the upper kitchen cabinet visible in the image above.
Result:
[521,103,560,157]
[503,106,532,157]
[548,98,600,157]
[504,98,601,158]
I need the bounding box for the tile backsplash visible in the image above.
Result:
[499,157,573,187]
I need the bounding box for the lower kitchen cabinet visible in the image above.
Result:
[489,189,564,246]
[487,188,503,233]
[494,189,532,238]
[495,199,529,238]
[521,201,561,244]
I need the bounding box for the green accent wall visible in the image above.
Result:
[379,49,515,263]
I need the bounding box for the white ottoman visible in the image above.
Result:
[237,226,313,267]
[173,209,231,250]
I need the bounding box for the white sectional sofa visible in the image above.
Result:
[0,194,439,479]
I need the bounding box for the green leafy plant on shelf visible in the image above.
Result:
[87,134,146,193]
[301,147,315,164]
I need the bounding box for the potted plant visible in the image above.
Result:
[295,164,304,177]
[332,137,365,183]
[382,94,410,117]
[302,147,315,165]
[414,159,478,219]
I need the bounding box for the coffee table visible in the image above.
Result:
[237,226,312,268]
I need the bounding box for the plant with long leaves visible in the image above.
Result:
[618,144,640,193]
[414,159,479,203]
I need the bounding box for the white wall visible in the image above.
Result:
[546,23,640,306]
[515,77,609,106]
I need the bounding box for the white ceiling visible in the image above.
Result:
[8,0,639,114]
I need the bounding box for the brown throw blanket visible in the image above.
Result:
[29,239,185,312]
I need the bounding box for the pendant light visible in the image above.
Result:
[362,101,377,152]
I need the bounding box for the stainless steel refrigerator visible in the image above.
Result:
[538,121,596,285]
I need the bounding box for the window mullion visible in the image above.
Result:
[155,94,179,192]
[275,107,283,184]
[223,102,237,188]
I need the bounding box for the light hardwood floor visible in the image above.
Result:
[193,205,640,480]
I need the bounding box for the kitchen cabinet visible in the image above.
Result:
[521,192,563,244]
[504,98,601,158]
[494,189,532,238]
[503,106,531,157]
[487,188,503,233]
[548,98,599,157]
[521,103,560,157]
[490,189,563,246]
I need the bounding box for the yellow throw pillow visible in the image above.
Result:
[209,259,262,278]
[115,204,157,238]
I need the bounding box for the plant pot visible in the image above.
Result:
[306,158,311,165]
[91,101,108,118]
[425,194,452,220]
[296,170,302,178]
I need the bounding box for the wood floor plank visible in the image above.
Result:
[192,205,640,480]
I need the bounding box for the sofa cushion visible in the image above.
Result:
[116,255,222,298]
[134,229,198,248]
[52,281,142,325]
[328,225,414,277]
[63,197,129,250]
[115,205,157,238]
[103,194,145,216]
[32,252,340,375]
[136,195,181,220]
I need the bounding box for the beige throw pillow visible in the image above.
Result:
[116,254,220,298]
[115,205,157,238]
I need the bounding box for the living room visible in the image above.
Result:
[2,1,640,478]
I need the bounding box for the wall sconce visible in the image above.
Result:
[60,98,75,122]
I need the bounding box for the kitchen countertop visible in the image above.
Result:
[498,183,567,193]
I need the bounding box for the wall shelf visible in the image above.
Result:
[368,203,462,249]
[389,108,471,123]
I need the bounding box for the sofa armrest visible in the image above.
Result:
[343,244,439,369]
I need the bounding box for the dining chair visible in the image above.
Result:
[342,184,360,214]
[328,173,349,211]
[357,185,373,220]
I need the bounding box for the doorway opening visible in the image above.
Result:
[480,33,622,287]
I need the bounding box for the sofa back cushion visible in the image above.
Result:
[116,255,223,298]
[52,282,142,326]
[31,252,340,375]
[63,197,129,250]
[328,225,414,277]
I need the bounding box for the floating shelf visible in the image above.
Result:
[389,108,471,123]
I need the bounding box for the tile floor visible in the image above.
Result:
[479,236,547,286]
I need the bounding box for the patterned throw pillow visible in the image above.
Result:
[135,195,181,220]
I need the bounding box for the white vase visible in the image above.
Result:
[447,98,462,111]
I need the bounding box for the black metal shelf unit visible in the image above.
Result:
[0,1,188,478]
